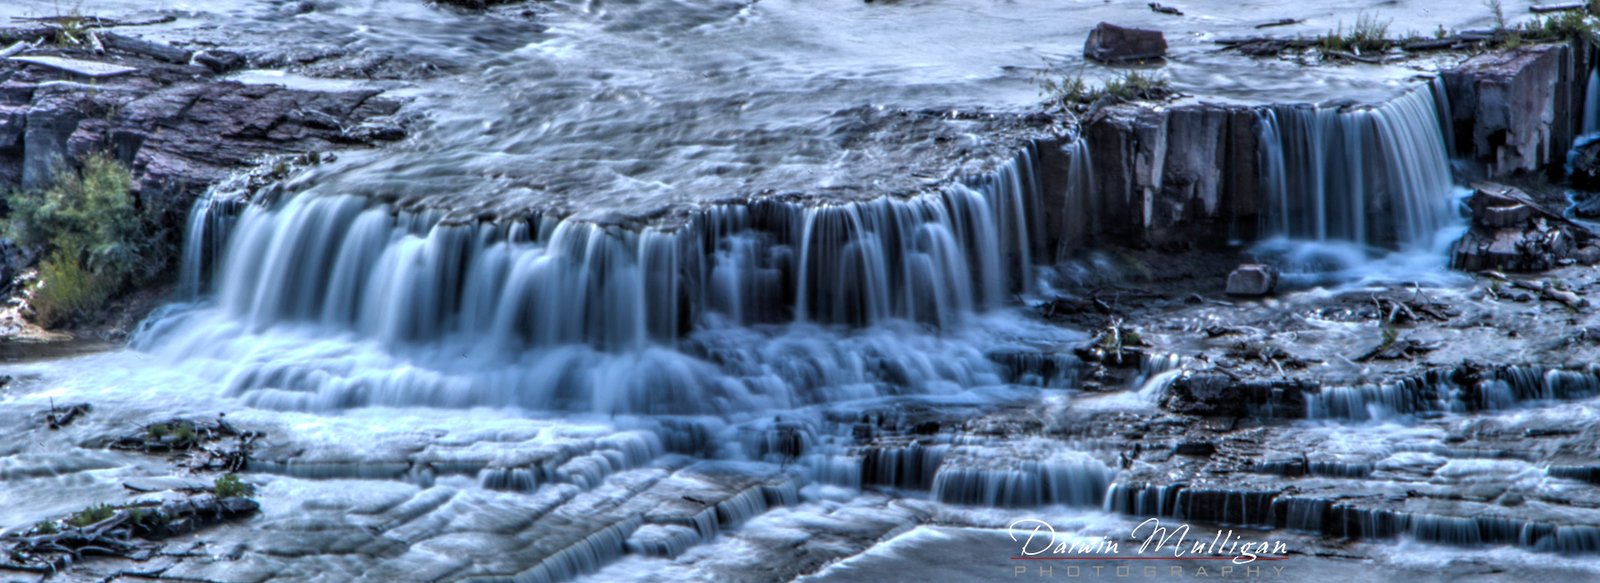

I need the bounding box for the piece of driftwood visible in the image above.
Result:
[1402,38,1459,51]
[1324,50,1383,64]
[0,40,31,58]
[1255,18,1303,29]
[1485,271,1592,310]
[7,55,137,77]
[44,402,91,430]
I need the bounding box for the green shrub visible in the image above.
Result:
[1517,10,1593,43]
[31,251,115,328]
[33,520,58,534]
[215,474,253,499]
[5,154,171,327]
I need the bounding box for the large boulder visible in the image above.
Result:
[1225,264,1279,297]
[1452,183,1600,272]
[1083,22,1167,63]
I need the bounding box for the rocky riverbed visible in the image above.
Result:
[5,0,1600,582]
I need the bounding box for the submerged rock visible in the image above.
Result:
[1451,183,1600,272]
[1225,264,1279,296]
[1083,22,1167,63]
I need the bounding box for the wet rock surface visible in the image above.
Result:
[2,5,1600,583]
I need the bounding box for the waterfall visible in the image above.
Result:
[137,145,1069,415]
[1257,85,1456,250]
[1585,67,1600,137]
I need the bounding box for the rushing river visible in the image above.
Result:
[4,0,1600,581]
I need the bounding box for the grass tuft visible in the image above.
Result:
[66,503,116,528]
[1040,68,1173,112]
[214,474,253,499]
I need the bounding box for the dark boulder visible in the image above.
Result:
[1084,22,1167,63]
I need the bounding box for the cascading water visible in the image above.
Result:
[135,144,1077,416]
[1251,83,1468,286]
[1585,66,1600,137]
[1257,85,1457,250]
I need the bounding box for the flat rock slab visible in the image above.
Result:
[9,55,137,77]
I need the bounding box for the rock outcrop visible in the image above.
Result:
[1443,42,1589,181]
[1083,23,1168,63]
[0,33,406,221]
[1451,183,1600,272]
[1045,103,1259,253]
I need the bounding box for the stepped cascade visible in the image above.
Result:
[1257,85,1458,250]
[3,1,1598,579]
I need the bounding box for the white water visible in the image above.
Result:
[1585,67,1600,137]
[133,145,1080,416]
[1253,83,1470,287]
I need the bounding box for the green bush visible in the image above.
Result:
[5,154,171,327]
[215,474,254,499]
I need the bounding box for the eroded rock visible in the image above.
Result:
[1451,183,1600,272]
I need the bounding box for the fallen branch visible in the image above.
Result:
[45,402,91,430]
[0,40,33,58]
[1255,18,1303,29]
[1484,271,1590,310]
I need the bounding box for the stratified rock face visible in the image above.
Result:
[0,46,404,219]
[1225,264,1278,296]
[1451,183,1600,272]
[1083,22,1167,63]
[1075,103,1259,250]
[1443,44,1571,179]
